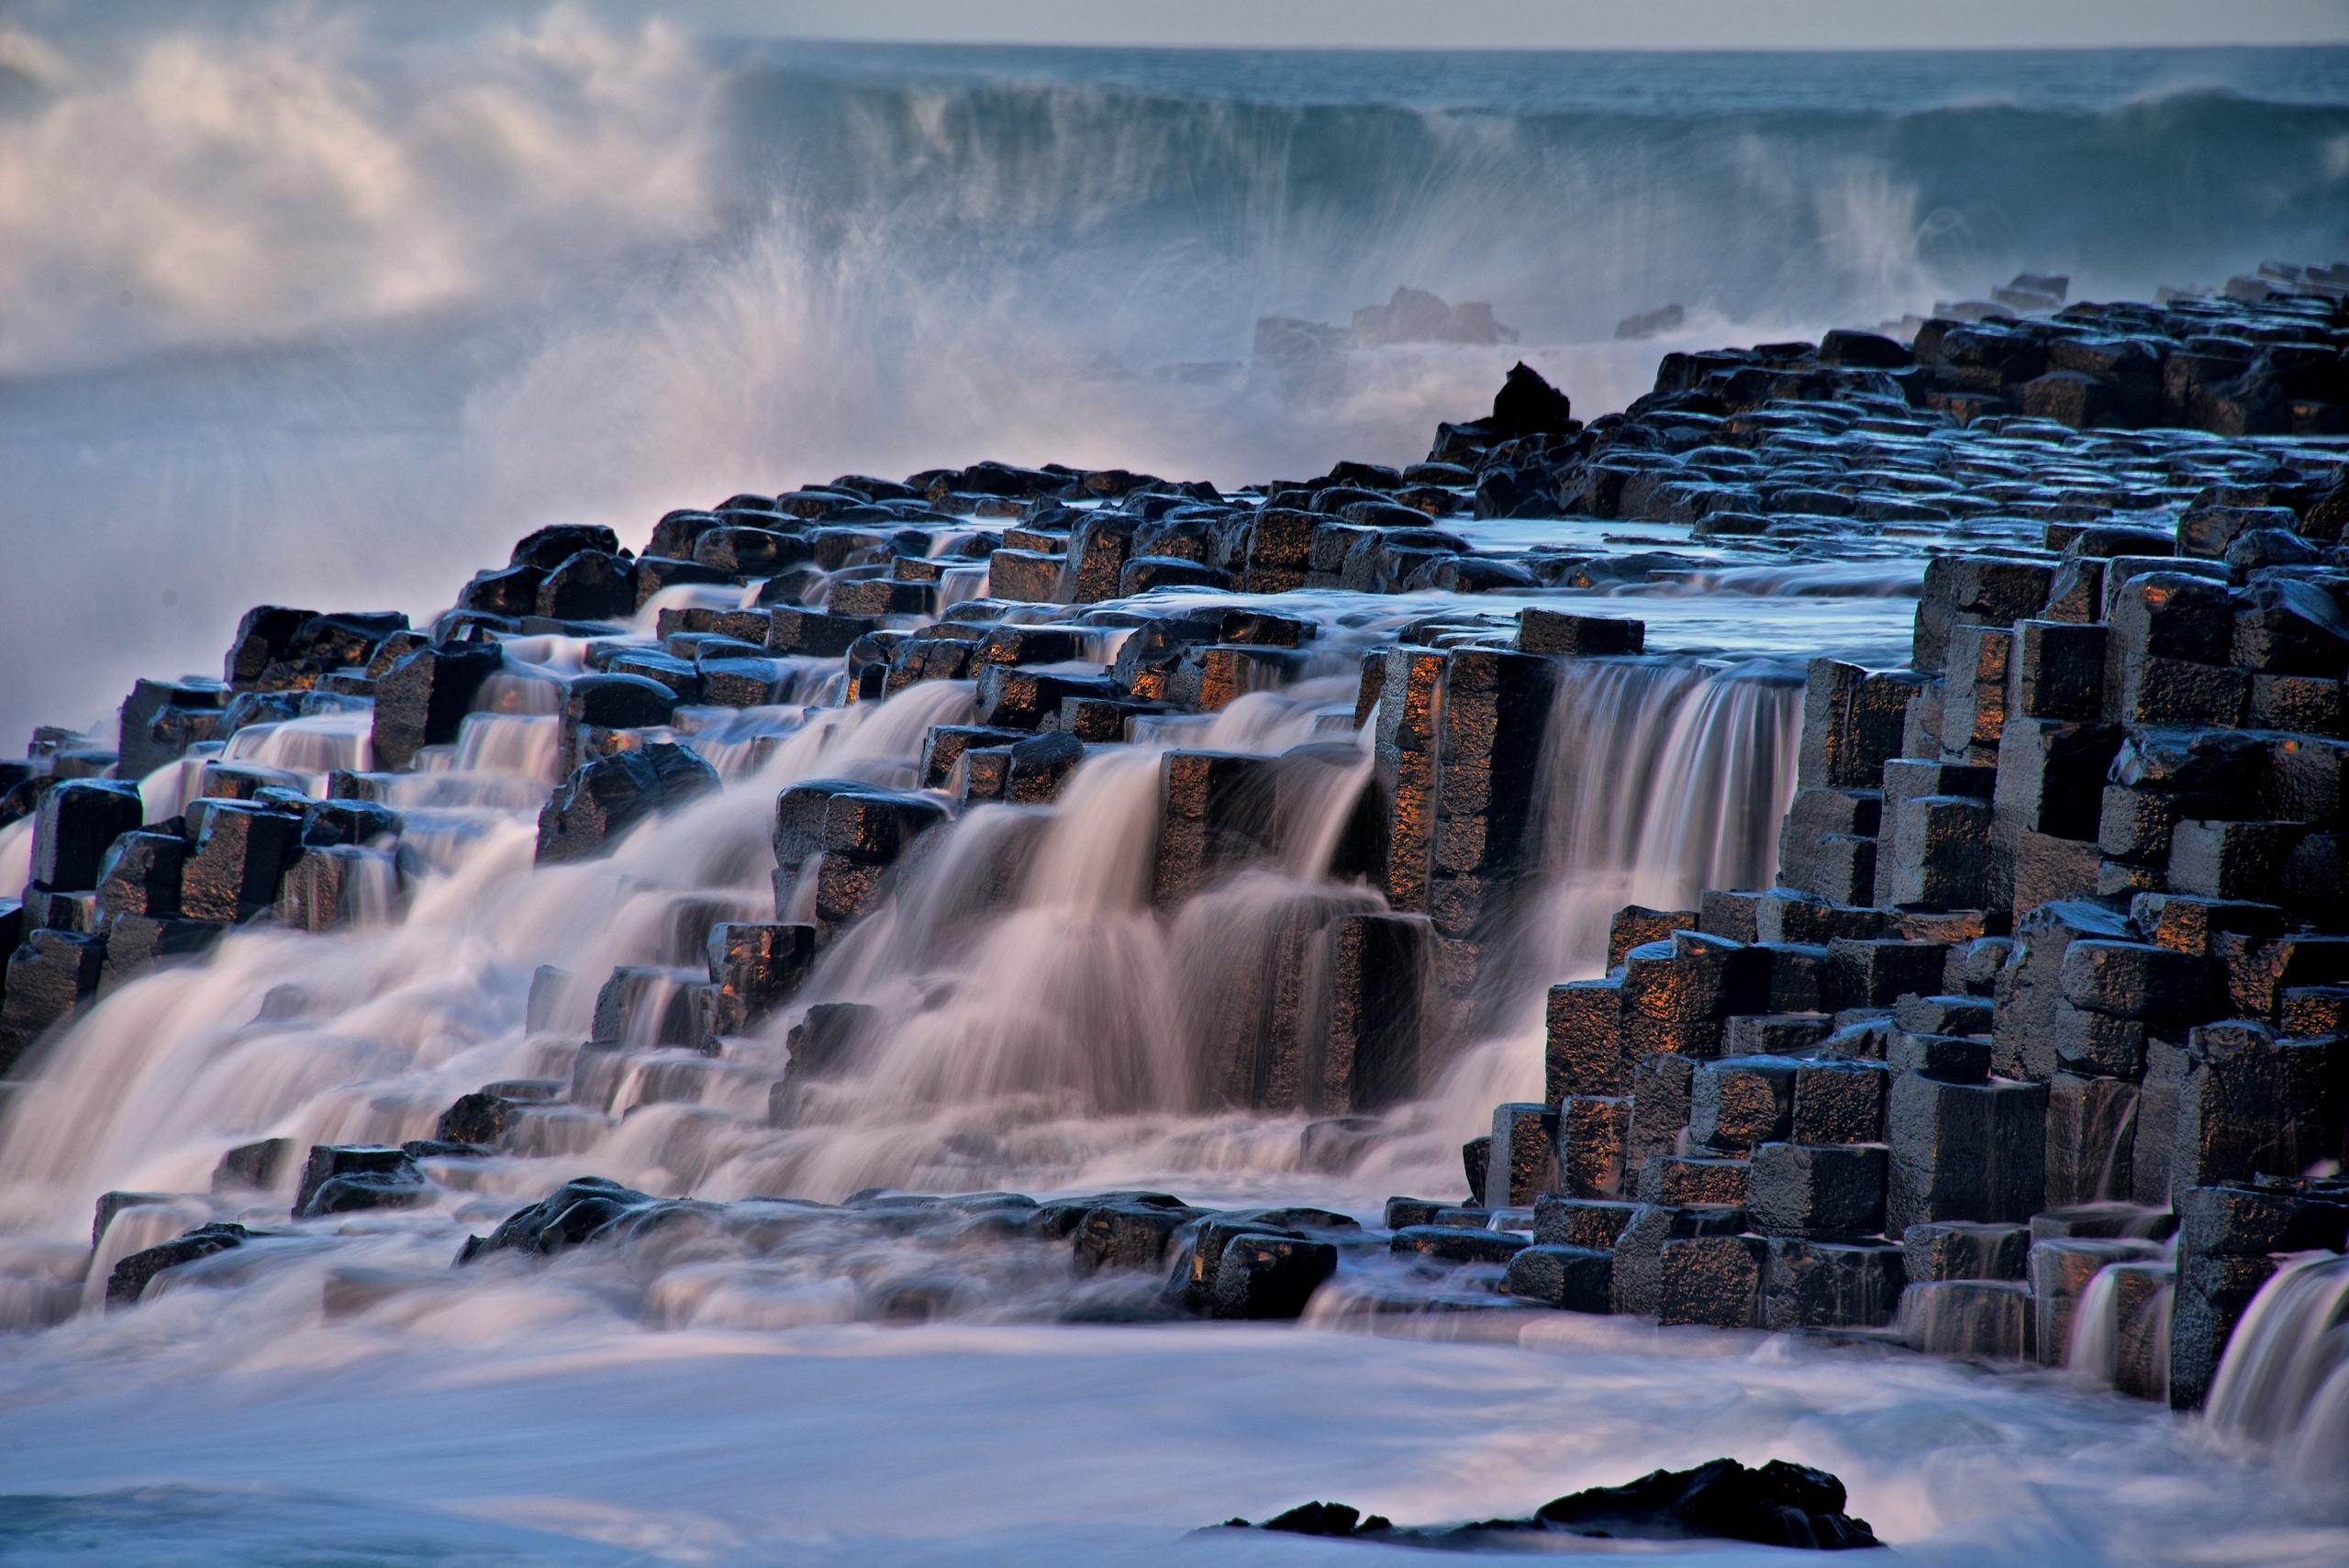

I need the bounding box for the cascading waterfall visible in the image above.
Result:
[0,631,1813,1302]
[1522,656,1802,985]
[2205,1251,2349,1485]
[1347,655,1805,1179]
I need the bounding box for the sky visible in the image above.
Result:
[7,0,2348,52]
[643,0,2349,50]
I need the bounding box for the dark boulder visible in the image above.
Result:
[536,550,638,621]
[535,743,720,863]
[279,613,410,682]
[180,803,303,921]
[459,564,546,617]
[455,1175,667,1263]
[94,831,186,917]
[435,1092,521,1147]
[96,914,226,995]
[212,1138,293,1193]
[1230,1502,1385,1536]
[1074,1201,1204,1273]
[222,606,317,688]
[1818,329,1912,369]
[1531,1458,1878,1550]
[1491,361,1576,439]
[635,556,740,610]
[1208,1234,1337,1318]
[696,527,812,575]
[31,780,145,892]
[1220,1458,1875,1551]
[703,922,816,1037]
[1119,556,1229,595]
[276,845,384,932]
[565,672,677,732]
[300,798,401,850]
[119,677,228,779]
[648,509,724,561]
[511,523,621,570]
[292,1144,428,1218]
[0,929,107,1072]
[105,1222,249,1308]
[372,642,505,772]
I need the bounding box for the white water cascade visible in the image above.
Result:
[1524,656,1803,983]
[2206,1251,2349,1489]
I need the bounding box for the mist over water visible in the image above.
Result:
[5,14,2348,747]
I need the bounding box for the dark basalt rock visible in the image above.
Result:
[1490,361,1576,439]
[0,929,107,1073]
[212,1137,292,1193]
[372,641,505,772]
[1530,1458,1879,1550]
[221,606,317,688]
[1226,1501,1388,1536]
[456,1175,683,1263]
[459,563,546,617]
[536,550,637,621]
[180,802,304,922]
[1220,1458,1876,1551]
[511,523,622,570]
[31,780,145,892]
[105,1222,250,1308]
[292,1144,428,1218]
[435,1091,521,1147]
[535,743,720,863]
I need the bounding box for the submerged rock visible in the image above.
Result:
[106,1222,250,1308]
[1219,1457,1876,1551]
[455,1175,681,1264]
[293,1144,429,1218]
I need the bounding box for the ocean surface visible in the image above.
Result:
[3,22,2347,748]
[0,14,2346,1564]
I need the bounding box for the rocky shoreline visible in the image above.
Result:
[6,261,2349,1422]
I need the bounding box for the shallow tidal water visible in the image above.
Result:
[6,1302,2343,1567]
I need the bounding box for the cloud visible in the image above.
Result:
[0,7,716,375]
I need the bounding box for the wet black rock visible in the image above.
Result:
[372,642,505,772]
[1530,1458,1878,1550]
[1490,361,1576,439]
[1225,1501,1387,1536]
[1209,1234,1338,1318]
[435,1092,521,1147]
[119,676,228,778]
[221,606,317,688]
[181,803,303,922]
[1221,1458,1875,1551]
[510,523,622,570]
[293,1144,429,1218]
[1390,1224,1528,1264]
[536,743,721,863]
[96,913,225,995]
[536,550,638,621]
[456,1176,674,1263]
[1074,1201,1205,1273]
[212,1138,293,1193]
[94,832,186,918]
[0,929,107,1072]
[1505,1242,1615,1310]
[31,780,145,893]
[105,1222,250,1308]
[458,564,545,617]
